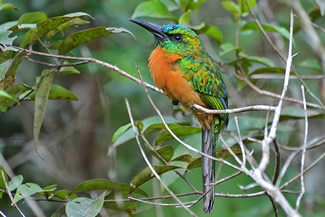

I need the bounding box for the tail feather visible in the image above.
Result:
[201,127,215,213]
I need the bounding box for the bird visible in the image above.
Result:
[130,19,228,213]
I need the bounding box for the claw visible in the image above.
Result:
[189,105,196,110]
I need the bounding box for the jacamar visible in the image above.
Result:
[130,19,228,213]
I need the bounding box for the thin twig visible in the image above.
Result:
[295,86,308,210]
[1,171,25,217]
[124,99,197,217]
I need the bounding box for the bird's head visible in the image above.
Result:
[130,19,205,57]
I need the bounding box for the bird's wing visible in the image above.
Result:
[180,56,228,123]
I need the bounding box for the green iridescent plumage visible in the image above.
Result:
[130,19,228,213]
[158,24,228,123]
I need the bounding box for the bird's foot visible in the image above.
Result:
[189,105,196,110]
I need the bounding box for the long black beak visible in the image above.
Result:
[129,19,167,39]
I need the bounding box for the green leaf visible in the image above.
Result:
[109,116,184,155]
[187,148,242,170]
[172,154,194,163]
[0,1,18,12]
[104,191,136,215]
[8,175,23,192]
[33,69,55,150]
[221,1,241,17]
[241,22,290,41]
[205,25,223,43]
[71,178,147,197]
[219,43,241,56]
[46,18,90,40]
[300,59,322,72]
[58,65,81,76]
[155,126,201,145]
[112,123,132,143]
[14,183,49,203]
[47,85,78,100]
[51,27,128,55]
[130,165,180,194]
[53,190,77,200]
[188,0,206,10]
[63,12,94,19]
[178,11,191,25]
[0,23,17,51]
[238,0,257,14]
[20,13,92,47]
[18,11,48,24]
[0,90,14,100]
[65,192,106,217]
[148,145,174,163]
[131,1,176,20]
[0,167,9,191]
[249,67,294,77]
[111,120,143,144]
[0,51,26,89]
[160,0,179,11]
[240,53,274,67]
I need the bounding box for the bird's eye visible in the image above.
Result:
[174,34,182,42]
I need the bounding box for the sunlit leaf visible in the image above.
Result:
[130,165,180,194]
[219,43,241,56]
[71,178,147,197]
[205,25,223,43]
[8,175,23,192]
[33,69,55,150]
[0,1,18,12]
[188,0,206,10]
[18,11,48,24]
[14,183,50,203]
[46,18,90,40]
[155,126,201,145]
[131,1,176,20]
[241,22,290,41]
[50,27,131,55]
[20,13,92,47]
[53,190,77,200]
[238,0,257,14]
[111,121,143,144]
[178,11,191,25]
[160,0,179,11]
[65,192,106,217]
[58,65,81,76]
[221,1,241,17]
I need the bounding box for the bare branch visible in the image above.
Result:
[295,86,308,210]
[124,99,197,217]
[1,171,25,217]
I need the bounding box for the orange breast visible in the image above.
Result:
[149,48,204,106]
[148,48,213,129]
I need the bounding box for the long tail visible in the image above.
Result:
[201,119,220,213]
